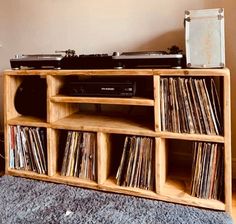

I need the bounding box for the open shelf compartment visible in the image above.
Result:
[6,125,48,176]
[5,75,47,123]
[50,103,155,136]
[48,128,98,186]
[48,74,154,102]
[97,133,157,195]
[159,139,226,210]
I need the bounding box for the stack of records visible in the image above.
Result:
[160,77,222,135]
[9,125,47,174]
[61,131,96,181]
[190,142,224,200]
[116,136,154,190]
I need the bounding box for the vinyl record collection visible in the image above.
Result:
[116,136,155,190]
[160,77,222,135]
[8,125,47,174]
[190,142,224,200]
[61,131,96,181]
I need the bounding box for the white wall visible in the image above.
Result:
[0,0,235,176]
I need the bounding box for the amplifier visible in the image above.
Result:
[61,80,136,97]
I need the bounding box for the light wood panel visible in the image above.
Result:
[7,169,98,188]
[7,116,48,127]
[47,75,79,123]
[51,95,154,106]
[159,132,224,143]
[4,69,153,76]
[155,138,167,193]
[153,75,160,131]
[4,70,50,76]
[5,68,229,77]
[223,73,232,213]
[153,68,230,76]
[51,112,155,136]
[48,102,79,123]
[101,178,225,210]
[101,177,157,197]
[47,128,57,176]
[4,75,22,120]
[161,178,225,210]
[7,169,49,179]
[53,173,98,187]
[97,132,111,184]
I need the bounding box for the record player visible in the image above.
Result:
[10,46,185,69]
[10,54,63,69]
[112,49,184,69]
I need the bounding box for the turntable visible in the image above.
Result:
[112,50,184,69]
[10,46,185,70]
[10,54,63,69]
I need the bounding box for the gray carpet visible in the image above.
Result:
[0,175,233,224]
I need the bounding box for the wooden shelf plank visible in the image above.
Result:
[50,95,154,106]
[51,112,156,136]
[7,169,49,179]
[101,178,157,197]
[7,116,49,128]
[4,70,49,76]
[4,69,153,76]
[7,170,98,189]
[161,178,225,210]
[153,68,230,77]
[100,178,225,210]
[159,132,224,143]
[5,68,230,77]
[52,173,98,187]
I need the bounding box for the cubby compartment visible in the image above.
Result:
[162,139,225,204]
[160,76,224,136]
[51,129,98,185]
[100,133,156,193]
[49,74,154,101]
[50,102,155,135]
[7,125,48,176]
[5,75,47,125]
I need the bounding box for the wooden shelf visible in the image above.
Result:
[51,112,156,136]
[4,68,229,77]
[50,95,154,106]
[159,131,224,143]
[7,169,49,179]
[161,178,225,210]
[153,68,230,76]
[7,116,48,128]
[4,68,232,214]
[52,173,98,188]
[4,69,154,76]
[101,177,157,198]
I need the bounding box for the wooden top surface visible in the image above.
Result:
[4,68,230,76]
